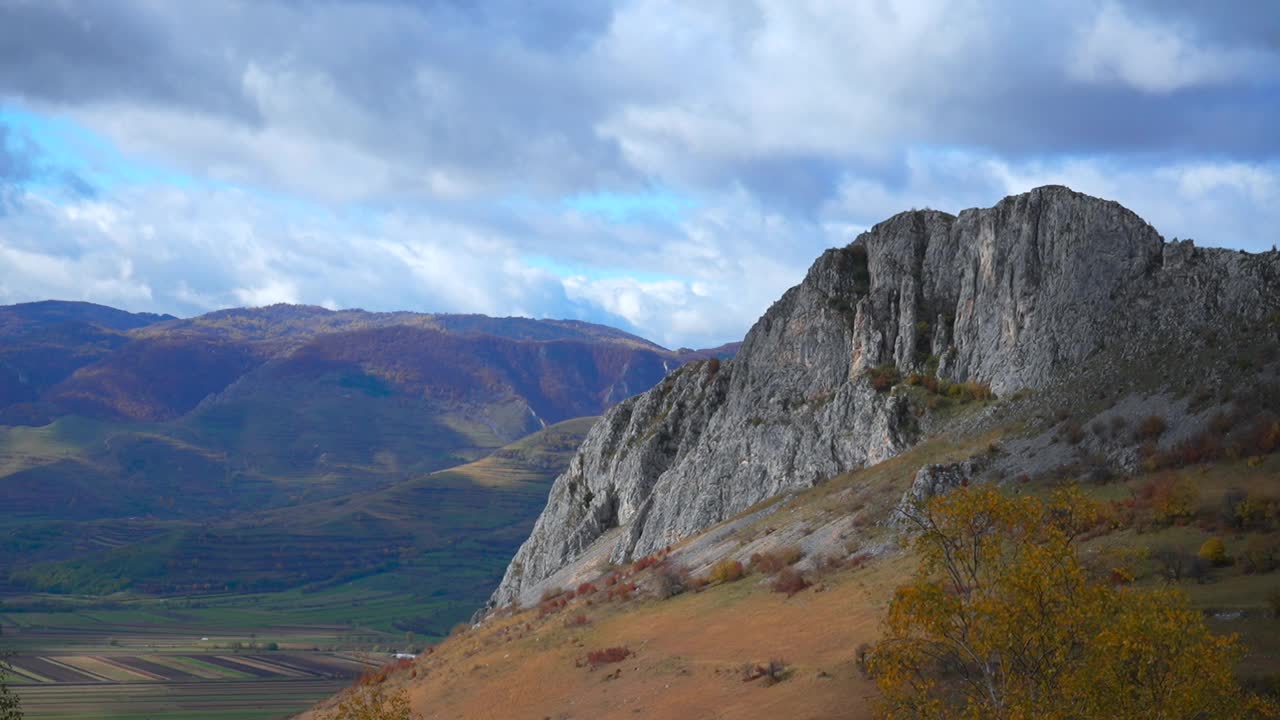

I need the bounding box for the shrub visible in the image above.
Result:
[652,564,691,599]
[771,568,811,596]
[357,658,415,687]
[606,581,637,601]
[1150,474,1200,522]
[867,364,900,392]
[1198,537,1228,567]
[585,647,630,667]
[749,546,804,574]
[961,380,994,402]
[855,642,873,678]
[564,613,591,628]
[1221,488,1249,529]
[321,684,419,720]
[1269,590,1280,619]
[576,581,598,596]
[1241,536,1278,575]
[708,558,745,584]
[1136,415,1168,442]
[1153,547,1199,581]
[741,658,790,685]
[631,553,661,573]
[1237,495,1279,530]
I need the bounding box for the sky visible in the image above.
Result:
[0,1,1277,349]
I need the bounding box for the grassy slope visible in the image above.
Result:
[301,419,1280,720]
[3,418,596,635]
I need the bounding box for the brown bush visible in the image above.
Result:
[867,364,900,392]
[564,613,591,628]
[771,568,811,596]
[961,380,994,402]
[576,581,598,596]
[585,647,631,667]
[741,658,790,685]
[749,545,804,574]
[357,657,415,687]
[1136,415,1168,442]
[1153,547,1201,581]
[1241,536,1279,575]
[606,581,637,601]
[631,553,662,572]
[652,563,691,598]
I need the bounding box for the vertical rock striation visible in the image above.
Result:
[490,185,1280,609]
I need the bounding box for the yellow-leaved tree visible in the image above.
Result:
[868,484,1275,720]
[319,683,419,720]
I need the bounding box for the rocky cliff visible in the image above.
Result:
[490,185,1280,609]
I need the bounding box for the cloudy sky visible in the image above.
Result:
[0,1,1277,348]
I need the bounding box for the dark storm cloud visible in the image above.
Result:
[0,0,258,121]
[1,0,1277,207]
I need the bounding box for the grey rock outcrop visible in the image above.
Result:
[889,460,985,527]
[490,185,1280,609]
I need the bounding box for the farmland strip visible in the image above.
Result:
[195,654,278,678]
[109,655,202,681]
[221,654,308,677]
[61,656,149,683]
[9,656,99,683]
[43,656,110,682]
[94,656,163,681]
[253,653,363,678]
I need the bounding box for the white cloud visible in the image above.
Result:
[2,0,1278,350]
[1068,4,1261,93]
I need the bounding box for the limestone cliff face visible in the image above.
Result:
[490,186,1280,609]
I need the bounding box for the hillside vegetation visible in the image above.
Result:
[0,302,735,604]
[304,336,1280,719]
[3,418,597,633]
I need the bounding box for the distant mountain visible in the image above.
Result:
[0,304,707,426]
[0,302,738,607]
[0,301,175,409]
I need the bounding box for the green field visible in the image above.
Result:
[1,417,601,718]
[1,588,416,720]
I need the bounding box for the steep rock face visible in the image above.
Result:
[491,186,1280,608]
